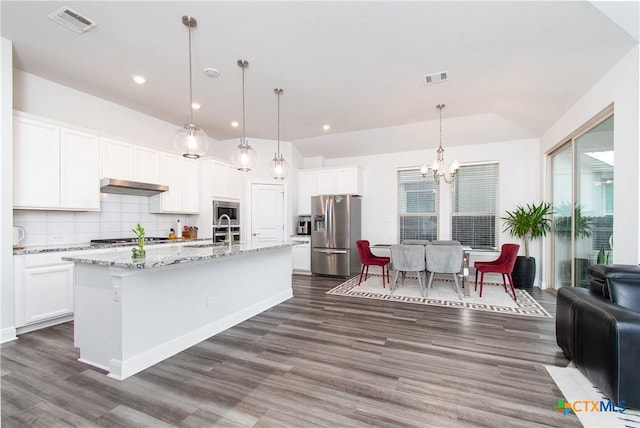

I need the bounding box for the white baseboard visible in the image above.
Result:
[1,326,17,343]
[107,289,293,380]
[16,315,73,335]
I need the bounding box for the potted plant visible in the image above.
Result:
[502,202,554,289]
[131,223,146,259]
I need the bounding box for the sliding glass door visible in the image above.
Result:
[550,114,614,289]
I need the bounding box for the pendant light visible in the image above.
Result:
[270,88,288,180]
[231,59,257,172]
[174,16,208,159]
[420,104,459,184]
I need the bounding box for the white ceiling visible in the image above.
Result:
[2,1,638,158]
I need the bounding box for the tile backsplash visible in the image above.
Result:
[13,194,195,247]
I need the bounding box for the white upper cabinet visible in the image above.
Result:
[60,128,100,210]
[149,154,200,214]
[14,114,100,211]
[316,170,339,195]
[297,170,316,215]
[182,158,200,212]
[297,166,361,215]
[338,167,361,194]
[211,160,241,200]
[100,138,134,180]
[134,146,161,184]
[13,115,61,209]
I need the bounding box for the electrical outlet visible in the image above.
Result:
[113,286,121,302]
[50,235,63,242]
[206,296,214,308]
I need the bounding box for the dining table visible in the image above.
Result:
[371,244,499,297]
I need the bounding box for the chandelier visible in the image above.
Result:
[231,59,257,172]
[420,104,459,184]
[174,16,209,159]
[270,88,288,180]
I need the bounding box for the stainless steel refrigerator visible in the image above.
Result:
[311,194,362,277]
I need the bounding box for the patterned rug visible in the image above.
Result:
[327,273,552,318]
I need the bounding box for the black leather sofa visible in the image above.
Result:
[556,264,640,409]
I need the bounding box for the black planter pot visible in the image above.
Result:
[512,256,536,289]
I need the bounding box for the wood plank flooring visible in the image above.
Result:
[1,275,580,427]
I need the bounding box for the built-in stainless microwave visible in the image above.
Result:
[213,200,240,225]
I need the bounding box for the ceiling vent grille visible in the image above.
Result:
[423,71,448,85]
[48,6,98,34]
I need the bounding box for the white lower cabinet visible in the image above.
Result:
[14,252,75,331]
[14,248,119,333]
[292,240,311,274]
[23,263,74,325]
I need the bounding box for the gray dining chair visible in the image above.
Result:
[425,243,464,299]
[430,240,461,246]
[390,244,426,294]
[401,239,431,245]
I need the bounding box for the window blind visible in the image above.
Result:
[450,163,499,248]
[397,168,439,242]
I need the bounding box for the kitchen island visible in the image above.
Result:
[63,241,294,380]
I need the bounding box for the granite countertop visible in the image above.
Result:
[62,241,296,269]
[13,238,209,256]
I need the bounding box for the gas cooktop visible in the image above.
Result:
[90,237,170,245]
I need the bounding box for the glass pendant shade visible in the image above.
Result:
[231,140,257,172]
[270,87,287,179]
[174,123,208,159]
[270,154,288,180]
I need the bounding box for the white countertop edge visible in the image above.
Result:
[62,241,296,269]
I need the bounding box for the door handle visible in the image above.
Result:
[252,233,260,236]
[313,249,347,254]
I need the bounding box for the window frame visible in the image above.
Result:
[397,167,439,243]
[450,161,500,249]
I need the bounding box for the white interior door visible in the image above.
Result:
[251,183,285,244]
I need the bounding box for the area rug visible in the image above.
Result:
[545,364,640,427]
[326,273,552,318]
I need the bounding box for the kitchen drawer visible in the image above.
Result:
[24,252,76,268]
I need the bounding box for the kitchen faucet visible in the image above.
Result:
[217,214,233,245]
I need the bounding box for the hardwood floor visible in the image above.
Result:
[2,275,579,427]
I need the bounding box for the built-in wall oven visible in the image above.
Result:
[213,226,241,243]
[213,200,241,243]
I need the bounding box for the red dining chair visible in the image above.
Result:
[474,243,520,300]
[356,240,391,287]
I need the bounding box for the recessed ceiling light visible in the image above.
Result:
[323,124,331,131]
[231,121,240,128]
[132,75,147,85]
[191,102,201,110]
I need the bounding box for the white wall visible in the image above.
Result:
[13,71,215,154]
[215,137,298,239]
[321,138,541,254]
[14,195,193,247]
[540,47,640,264]
[1,38,16,342]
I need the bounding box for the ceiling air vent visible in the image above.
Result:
[423,71,448,85]
[48,6,98,34]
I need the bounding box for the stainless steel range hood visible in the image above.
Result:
[100,178,169,196]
